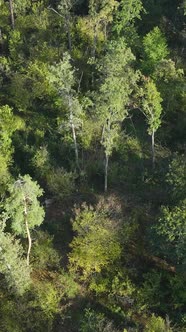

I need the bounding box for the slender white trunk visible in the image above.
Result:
[91,22,98,87]
[152,129,155,169]
[104,154,109,192]
[65,14,72,52]
[23,196,31,266]
[69,97,80,170]
[9,0,15,29]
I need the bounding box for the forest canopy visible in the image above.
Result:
[0,0,185,331]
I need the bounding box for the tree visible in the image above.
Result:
[69,204,121,279]
[113,0,143,36]
[48,0,76,52]
[49,53,83,170]
[0,105,23,188]
[156,200,186,265]
[141,79,162,168]
[0,104,23,159]
[7,0,30,30]
[153,59,184,114]
[0,226,30,294]
[77,0,118,64]
[142,27,169,75]
[97,39,138,191]
[8,0,15,29]
[80,308,120,332]
[166,154,186,202]
[144,314,172,332]
[4,175,45,266]
[88,0,118,54]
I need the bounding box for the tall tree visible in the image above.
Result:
[4,175,45,266]
[155,200,186,266]
[77,0,118,66]
[88,0,118,55]
[8,0,15,29]
[97,39,138,191]
[69,204,121,278]
[113,0,143,36]
[0,226,30,294]
[48,0,76,52]
[142,27,169,75]
[141,79,162,169]
[49,53,83,170]
[0,105,23,187]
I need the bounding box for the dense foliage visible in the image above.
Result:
[0,0,185,331]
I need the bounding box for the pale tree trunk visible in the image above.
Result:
[91,21,98,87]
[9,0,15,29]
[47,6,72,52]
[0,29,3,52]
[104,153,109,192]
[23,196,32,266]
[151,129,155,169]
[69,97,80,170]
[65,14,72,52]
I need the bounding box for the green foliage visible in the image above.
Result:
[4,174,44,236]
[97,38,138,160]
[141,79,162,135]
[9,29,24,63]
[144,314,172,332]
[0,289,55,332]
[139,271,164,311]
[32,145,51,178]
[142,27,169,74]
[49,52,75,94]
[80,308,119,332]
[13,0,30,15]
[0,0,185,330]
[33,281,61,318]
[0,105,23,159]
[156,200,186,264]
[0,105,23,188]
[0,228,30,294]
[47,167,76,200]
[77,0,118,55]
[32,231,60,269]
[113,0,143,35]
[166,154,186,201]
[69,203,121,278]
[57,270,80,299]
[80,309,105,332]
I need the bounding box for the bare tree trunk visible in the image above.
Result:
[9,0,15,29]
[0,29,3,53]
[69,97,80,170]
[91,22,98,87]
[23,197,32,266]
[152,129,155,169]
[104,153,109,192]
[65,14,72,52]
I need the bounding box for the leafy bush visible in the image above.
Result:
[47,167,76,200]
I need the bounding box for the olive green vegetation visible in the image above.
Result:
[0,0,185,331]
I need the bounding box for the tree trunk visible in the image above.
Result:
[104,153,109,192]
[23,197,32,266]
[0,29,3,53]
[65,14,72,52]
[69,97,80,170]
[91,22,98,87]
[25,218,32,267]
[9,0,15,29]
[151,129,155,169]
